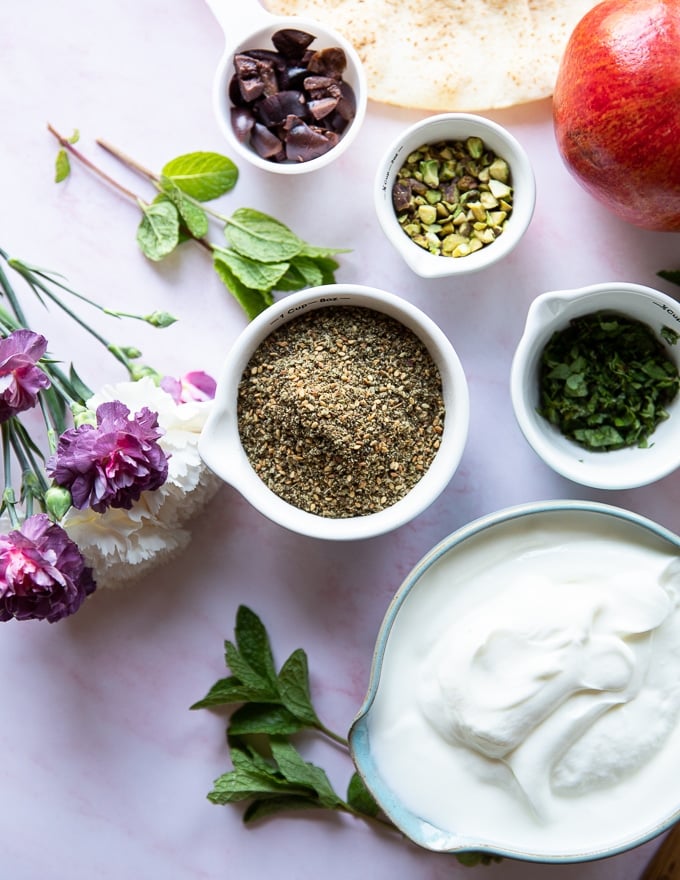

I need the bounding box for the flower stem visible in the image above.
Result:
[10,261,112,350]
[0,259,30,328]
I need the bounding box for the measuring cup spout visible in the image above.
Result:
[204,0,275,40]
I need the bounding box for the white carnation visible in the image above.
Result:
[62,377,221,588]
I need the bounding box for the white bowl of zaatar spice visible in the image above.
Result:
[199,285,469,539]
[510,282,680,489]
[375,113,535,278]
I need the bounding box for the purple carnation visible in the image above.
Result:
[0,329,51,422]
[0,513,96,623]
[48,401,169,513]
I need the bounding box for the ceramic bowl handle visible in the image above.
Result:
[204,0,274,39]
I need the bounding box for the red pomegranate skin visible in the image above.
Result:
[553,0,680,231]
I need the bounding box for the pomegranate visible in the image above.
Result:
[553,0,680,231]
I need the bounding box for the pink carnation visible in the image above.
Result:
[0,329,50,422]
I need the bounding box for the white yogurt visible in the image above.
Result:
[366,511,680,857]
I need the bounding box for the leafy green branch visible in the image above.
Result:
[191,606,500,867]
[47,125,349,320]
[190,605,386,826]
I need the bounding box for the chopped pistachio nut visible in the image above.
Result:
[391,138,513,258]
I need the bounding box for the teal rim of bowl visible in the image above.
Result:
[349,499,680,864]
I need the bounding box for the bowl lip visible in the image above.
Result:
[348,498,680,863]
[212,14,368,175]
[510,281,680,489]
[198,284,470,540]
[374,112,536,278]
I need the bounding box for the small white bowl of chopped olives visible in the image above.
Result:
[374,113,536,277]
[510,282,680,489]
[207,0,367,173]
[199,284,470,540]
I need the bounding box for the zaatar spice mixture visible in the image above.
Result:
[237,306,445,517]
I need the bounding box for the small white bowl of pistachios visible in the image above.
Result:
[375,113,536,278]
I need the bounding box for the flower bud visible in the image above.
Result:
[129,364,162,384]
[45,485,72,520]
[71,403,97,427]
[145,311,177,328]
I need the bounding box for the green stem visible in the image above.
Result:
[315,722,349,748]
[47,123,145,205]
[0,304,22,333]
[9,257,121,319]
[9,421,49,494]
[96,137,161,185]
[11,266,112,350]
[340,802,400,833]
[96,138,230,228]
[0,258,30,327]
[1,424,20,527]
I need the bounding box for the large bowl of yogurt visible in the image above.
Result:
[349,500,680,863]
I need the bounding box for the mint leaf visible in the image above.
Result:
[229,703,304,736]
[157,183,209,239]
[286,255,324,287]
[312,255,341,285]
[136,200,180,261]
[298,242,349,259]
[269,738,343,808]
[161,151,238,201]
[189,675,255,710]
[229,739,275,775]
[243,795,320,823]
[207,766,308,804]
[213,252,273,319]
[347,772,379,817]
[234,605,278,685]
[224,639,279,700]
[273,263,309,292]
[213,246,289,292]
[55,149,70,183]
[226,208,303,263]
[278,648,321,727]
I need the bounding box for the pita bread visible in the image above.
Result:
[262,0,601,111]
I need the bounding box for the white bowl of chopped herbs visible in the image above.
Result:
[510,282,680,489]
[374,113,536,278]
[198,285,469,540]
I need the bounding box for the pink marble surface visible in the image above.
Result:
[1,1,679,878]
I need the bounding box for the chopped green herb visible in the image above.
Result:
[661,325,680,346]
[657,269,680,287]
[538,311,680,451]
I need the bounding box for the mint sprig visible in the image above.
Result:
[191,605,384,827]
[192,606,501,867]
[47,126,349,320]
